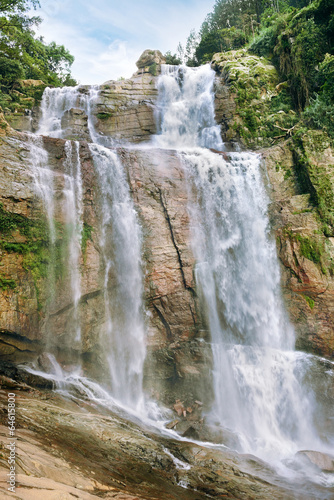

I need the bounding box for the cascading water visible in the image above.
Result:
[24,63,333,490]
[154,64,223,150]
[31,83,147,412]
[62,140,83,344]
[37,84,106,145]
[38,86,84,138]
[89,144,146,411]
[27,135,84,353]
[155,63,334,473]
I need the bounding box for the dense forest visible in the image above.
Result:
[0,0,75,114]
[167,0,334,138]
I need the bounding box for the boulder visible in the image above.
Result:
[136,49,165,70]
[296,450,334,472]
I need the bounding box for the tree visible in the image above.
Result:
[0,0,39,13]
[0,0,76,87]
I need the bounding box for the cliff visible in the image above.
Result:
[0,48,334,500]
[213,49,334,359]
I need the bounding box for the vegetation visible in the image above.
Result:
[81,221,93,257]
[0,273,16,290]
[0,202,72,309]
[303,294,315,309]
[178,0,333,121]
[0,0,76,114]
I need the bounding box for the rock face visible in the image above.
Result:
[263,138,334,358]
[121,148,211,405]
[135,49,166,73]
[212,48,334,359]
[0,131,210,406]
[212,49,297,150]
[90,72,158,143]
[61,107,90,141]
[296,450,334,472]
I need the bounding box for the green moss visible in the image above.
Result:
[81,222,93,256]
[303,295,315,310]
[0,274,17,291]
[0,204,56,309]
[148,63,157,76]
[291,131,334,233]
[214,49,298,148]
[294,233,323,264]
[96,112,112,120]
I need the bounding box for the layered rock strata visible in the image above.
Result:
[0,132,210,406]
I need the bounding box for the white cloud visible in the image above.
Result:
[33,0,215,84]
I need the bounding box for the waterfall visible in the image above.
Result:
[37,84,106,145]
[38,86,84,138]
[62,140,83,344]
[154,64,223,149]
[155,64,333,465]
[89,144,146,410]
[28,135,84,353]
[33,84,147,412]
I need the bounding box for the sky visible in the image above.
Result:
[32,0,215,85]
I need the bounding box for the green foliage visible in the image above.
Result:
[0,0,39,13]
[0,201,34,234]
[304,94,334,138]
[148,62,157,76]
[0,0,76,114]
[196,27,247,64]
[292,131,334,231]
[249,25,277,56]
[0,56,24,85]
[96,112,112,120]
[295,233,323,264]
[319,53,334,101]
[164,51,181,65]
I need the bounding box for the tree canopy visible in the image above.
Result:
[0,0,76,96]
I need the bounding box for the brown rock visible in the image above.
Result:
[135,49,165,69]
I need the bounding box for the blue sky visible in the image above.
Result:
[33,0,215,84]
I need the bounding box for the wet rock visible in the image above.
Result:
[296,450,334,472]
[61,107,90,141]
[166,419,179,429]
[0,388,315,499]
[0,360,53,389]
[263,139,334,358]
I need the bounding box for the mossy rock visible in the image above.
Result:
[292,129,334,231]
[212,49,297,148]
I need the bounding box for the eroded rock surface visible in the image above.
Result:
[0,132,211,405]
[0,382,326,500]
[263,139,334,358]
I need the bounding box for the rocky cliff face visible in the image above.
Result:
[0,130,211,408]
[0,47,333,402]
[213,49,334,359]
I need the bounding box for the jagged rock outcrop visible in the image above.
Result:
[263,137,334,358]
[90,72,158,143]
[135,49,166,73]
